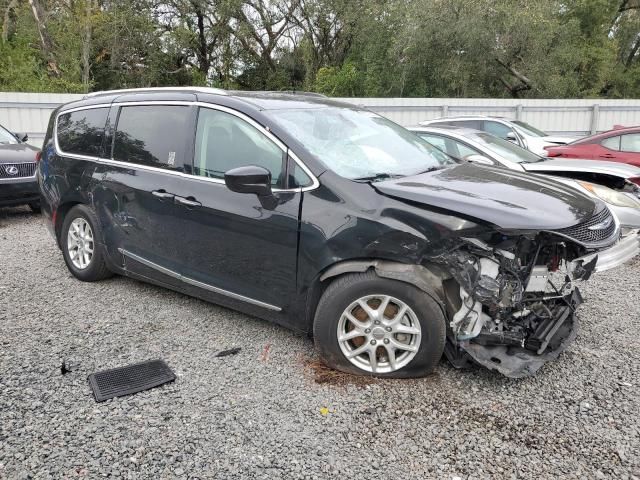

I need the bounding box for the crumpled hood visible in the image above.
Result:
[374,163,598,230]
[0,143,40,164]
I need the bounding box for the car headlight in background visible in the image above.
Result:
[629,177,640,199]
[578,181,640,209]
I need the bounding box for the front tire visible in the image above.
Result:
[61,204,112,282]
[313,270,446,378]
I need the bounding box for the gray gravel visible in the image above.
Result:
[1,205,639,480]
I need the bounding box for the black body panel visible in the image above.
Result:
[374,163,597,230]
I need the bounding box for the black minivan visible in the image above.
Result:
[39,88,625,378]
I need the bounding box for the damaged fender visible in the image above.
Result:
[320,260,447,314]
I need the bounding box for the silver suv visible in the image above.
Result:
[419,116,575,156]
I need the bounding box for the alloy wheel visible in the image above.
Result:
[67,218,94,270]
[337,294,422,373]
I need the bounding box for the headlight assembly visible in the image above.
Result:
[578,181,640,209]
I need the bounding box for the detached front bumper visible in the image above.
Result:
[575,232,640,272]
[0,177,39,207]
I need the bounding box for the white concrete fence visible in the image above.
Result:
[2,92,640,147]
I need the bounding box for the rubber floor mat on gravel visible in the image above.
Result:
[88,359,176,402]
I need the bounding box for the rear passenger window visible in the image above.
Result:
[57,108,108,156]
[113,106,191,171]
[620,134,640,153]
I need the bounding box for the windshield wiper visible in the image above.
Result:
[353,173,405,183]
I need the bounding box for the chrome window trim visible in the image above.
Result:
[54,101,320,192]
[119,248,282,312]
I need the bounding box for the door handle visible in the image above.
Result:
[152,190,175,200]
[600,153,615,158]
[174,196,201,207]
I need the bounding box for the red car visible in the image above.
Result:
[545,126,640,167]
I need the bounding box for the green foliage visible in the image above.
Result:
[1,0,639,98]
[314,63,364,96]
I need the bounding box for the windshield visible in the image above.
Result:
[0,125,18,145]
[512,120,547,137]
[474,132,544,163]
[268,108,455,180]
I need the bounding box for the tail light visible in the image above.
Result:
[35,151,42,162]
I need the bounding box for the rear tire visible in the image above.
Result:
[61,204,113,282]
[313,270,446,378]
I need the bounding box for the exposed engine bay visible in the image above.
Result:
[431,234,599,378]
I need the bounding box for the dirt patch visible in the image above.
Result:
[301,356,382,388]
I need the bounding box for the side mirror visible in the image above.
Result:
[505,132,518,143]
[465,154,494,166]
[14,132,28,142]
[224,165,272,197]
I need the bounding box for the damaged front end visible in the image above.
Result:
[430,208,619,378]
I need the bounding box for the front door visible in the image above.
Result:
[171,106,306,315]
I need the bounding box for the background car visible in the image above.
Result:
[409,125,640,239]
[418,115,576,156]
[0,123,40,211]
[544,126,640,167]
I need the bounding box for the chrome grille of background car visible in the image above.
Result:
[553,207,617,245]
[0,162,37,179]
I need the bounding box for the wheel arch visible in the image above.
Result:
[54,201,84,247]
[305,259,449,333]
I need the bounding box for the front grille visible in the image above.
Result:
[0,162,36,179]
[553,207,617,245]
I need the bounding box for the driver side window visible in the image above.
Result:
[194,108,285,187]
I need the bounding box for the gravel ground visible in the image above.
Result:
[1,205,639,480]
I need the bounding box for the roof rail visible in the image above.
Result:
[270,90,328,98]
[233,90,327,98]
[84,86,228,98]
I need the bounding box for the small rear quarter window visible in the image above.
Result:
[601,135,620,151]
[57,108,109,157]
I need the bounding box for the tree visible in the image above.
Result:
[0,0,639,98]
